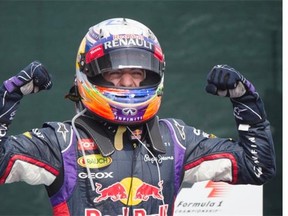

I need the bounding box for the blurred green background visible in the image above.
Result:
[0,0,282,215]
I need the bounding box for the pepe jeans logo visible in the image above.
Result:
[143,154,174,164]
[122,107,137,116]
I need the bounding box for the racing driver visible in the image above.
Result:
[0,18,276,216]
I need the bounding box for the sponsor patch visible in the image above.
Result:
[77,154,112,168]
[78,138,98,151]
[57,123,69,142]
[23,131,32,139]
[94,177,164,206]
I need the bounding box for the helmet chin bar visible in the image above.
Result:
[78,105,155,127]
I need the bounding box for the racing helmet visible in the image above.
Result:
[75,18,165,125]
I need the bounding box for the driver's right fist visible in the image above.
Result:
[4,61,52,95]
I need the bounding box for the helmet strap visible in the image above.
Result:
[65,85,82,102]
[145,116,166,154]
[114,126,127,151]
[74,115,115,157]
[73,113,166,156]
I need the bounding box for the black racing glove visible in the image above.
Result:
[3,61,52,95]
[205,64,266,125]
[0,61,52,127]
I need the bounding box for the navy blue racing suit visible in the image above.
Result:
[0,84,276,216]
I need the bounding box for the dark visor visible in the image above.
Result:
[87,48,164,77]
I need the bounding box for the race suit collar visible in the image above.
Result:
[74,115,166,156]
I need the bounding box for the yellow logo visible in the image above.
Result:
[77,154,112,168]
[119,177,143,206]
[23,132,32,139]
[209,134,217,139]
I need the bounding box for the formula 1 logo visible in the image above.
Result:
[205,180,229,198]
[94,177,164,206]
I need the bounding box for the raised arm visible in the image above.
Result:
[0,61,52,142]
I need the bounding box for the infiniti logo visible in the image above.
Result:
[122,107,138,116]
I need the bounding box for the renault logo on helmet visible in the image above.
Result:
[122,108,138,116]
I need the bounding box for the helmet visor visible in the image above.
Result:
[87,48,164,77]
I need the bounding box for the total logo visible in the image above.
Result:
[94,177,163,205]
[78,138,98,151]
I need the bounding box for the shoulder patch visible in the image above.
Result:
[57,122,69,142]
[23,131,32,139]
[172,119,186,140]
[209,134,217,139]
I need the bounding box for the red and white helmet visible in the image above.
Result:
[75,18,165,125]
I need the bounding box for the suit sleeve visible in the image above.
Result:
[0,84,62,186]
[181,119,276,185]
[0,127,63,186]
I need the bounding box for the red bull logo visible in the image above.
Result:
[94,177,164,206]
[85,205,168,216]
[94,182,127,202]
[130,129,143,140]
[135,180,164,201]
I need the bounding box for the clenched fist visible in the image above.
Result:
[205,64,255,98]
[4,61,52,95]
